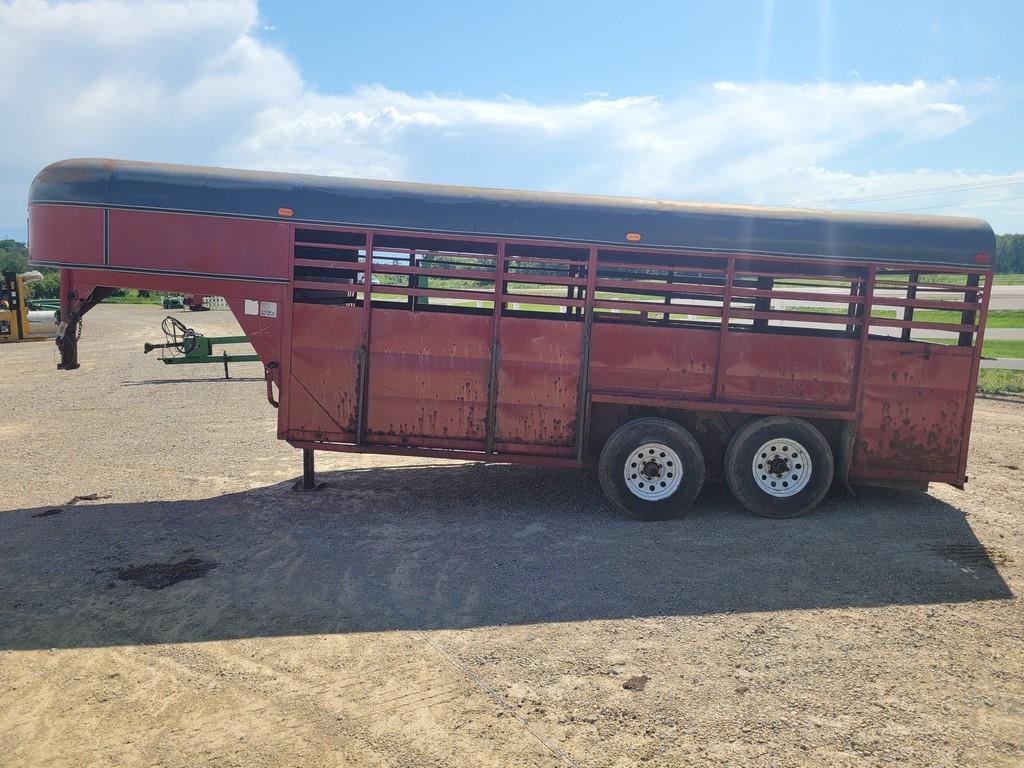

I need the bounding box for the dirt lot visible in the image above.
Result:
[1,304,1022,767]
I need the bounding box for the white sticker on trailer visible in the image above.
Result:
[244,299,259,316]
[259,301,278,318]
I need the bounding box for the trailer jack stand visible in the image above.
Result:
[292,448,325,492]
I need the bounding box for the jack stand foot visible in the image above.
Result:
[292,448,325,491]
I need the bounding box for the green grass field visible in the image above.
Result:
[787,307,1024,328]
[977,369,1024,394]
[914,309,1024,328]
[980,273,1024,285]
[103,290,163,305]
[980,339,1024,359]
[921,338,1024,359]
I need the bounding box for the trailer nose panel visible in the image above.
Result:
[29,205,105,267]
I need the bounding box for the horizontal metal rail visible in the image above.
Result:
[592,298,724,316]
[731,286,866,303]
[730,309,865,325]
[868,317,977,333]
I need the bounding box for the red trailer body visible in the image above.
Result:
[28,159,995,519]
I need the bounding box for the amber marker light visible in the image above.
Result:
[278,207,294,217]
[625,232,642,242]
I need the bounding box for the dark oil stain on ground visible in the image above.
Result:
[32,508,64,518]
[114,558,218,590]
[622,675,650,692]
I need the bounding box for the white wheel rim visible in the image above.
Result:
[752,438,812,497]
[624,442,683,501]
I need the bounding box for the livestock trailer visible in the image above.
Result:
[29,159,994,519]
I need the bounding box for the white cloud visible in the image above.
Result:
[1,0,1020,236]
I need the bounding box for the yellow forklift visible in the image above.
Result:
[1,270,56,343]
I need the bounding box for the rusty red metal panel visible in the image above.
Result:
[108,209,290,279]
[589,324,718,397]
[365,309,491,446]
[850,340,972,479]
[28,204,104,266]
[721,333,857,405]
[494,316,582,448]
[286,303,361,440]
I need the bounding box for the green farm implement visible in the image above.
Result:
[144,316,258,378]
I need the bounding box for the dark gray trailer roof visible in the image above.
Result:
[30,158,995,267]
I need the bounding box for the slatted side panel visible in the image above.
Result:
[282,221,991,481]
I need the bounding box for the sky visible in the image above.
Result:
[2,0,1023,239]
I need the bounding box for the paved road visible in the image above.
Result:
[987,285,1024,310]
[982,358,1024,370]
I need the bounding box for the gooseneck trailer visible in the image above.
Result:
[29,159,994,519]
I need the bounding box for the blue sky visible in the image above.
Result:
[2,0,1023,237]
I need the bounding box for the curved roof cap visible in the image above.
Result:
[30,158,995,267]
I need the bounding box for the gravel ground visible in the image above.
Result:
[1,304,1022,767]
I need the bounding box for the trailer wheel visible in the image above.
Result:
[598,417,705,521]
[725,416,833,518]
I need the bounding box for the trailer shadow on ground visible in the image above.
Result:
[0,462,1012,650]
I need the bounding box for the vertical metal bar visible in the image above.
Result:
[663,268,674,322]
[277,222,296,440]
[407,249,417,312]
[753,274,771,330]
[712,256,735,400]
[355,231,375,445]
[485,240,506,454]
[850,266,876,410]
[901,271,918,342]
[957,270,992,483]
[845,277,860,336]
[565,269,574,316]
[575,246,599,464]
[103,209,110,265]
[959,273,981,347]
[578,263,587,318]
[841,266,876,484]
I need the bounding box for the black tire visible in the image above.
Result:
[598,417,705,521]
[725,416,834,518]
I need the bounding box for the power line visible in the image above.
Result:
[888,193,1024,213]
[793,173,1024,207]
